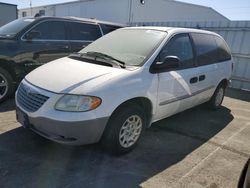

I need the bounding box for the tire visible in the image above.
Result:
[101,104,146,155]
[238,158,250,188]
[207,83,226,110]
[0,67,14,103]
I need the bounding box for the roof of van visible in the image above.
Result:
[124,26,219,36]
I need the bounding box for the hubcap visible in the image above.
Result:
[119,115,142,148]
[0,73,8,100]
[215,88,224,106]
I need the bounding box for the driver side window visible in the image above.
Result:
[26,20,66,40]
[159,34,194,69]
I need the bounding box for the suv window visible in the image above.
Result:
[100,24,121,35]
[67,22,102,41]
[214,36,231,62]
[191,33,218,66]
[27,20,66,40]
[0,18,35,38]
[159,34,194,68]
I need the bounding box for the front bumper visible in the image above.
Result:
[16,107,109,145]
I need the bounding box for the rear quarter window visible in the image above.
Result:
[67,22,102,41]
[214,36,232,62]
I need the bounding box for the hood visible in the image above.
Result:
[25,57,131,94]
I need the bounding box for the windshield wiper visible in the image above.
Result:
[68,52,113,67]
[85,51,126,68]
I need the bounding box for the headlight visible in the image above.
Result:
[55,95,102,112]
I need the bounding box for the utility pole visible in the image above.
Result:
[129,0,132,24]
[30,0,32,16]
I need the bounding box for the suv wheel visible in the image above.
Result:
[102,104,146,155]
[207,83,225,110]
[0,68,14,103]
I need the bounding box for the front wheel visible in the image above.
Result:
[101,104,146,155]
[207,83,226,110]
[0,68,14,103]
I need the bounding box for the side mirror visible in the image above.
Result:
[150,56,180,73]
[25,31,41,41]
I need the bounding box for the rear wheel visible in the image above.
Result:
[101,104,146,155]
[207,83,226,110]
[0,68,14,103]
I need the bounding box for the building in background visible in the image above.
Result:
[0,2,17,26]
[19,0,229,24]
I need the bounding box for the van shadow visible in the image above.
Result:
[0,105,233,188]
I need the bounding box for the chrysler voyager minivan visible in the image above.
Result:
[16,27,233,154]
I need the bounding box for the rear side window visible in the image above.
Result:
[214,36,231,62]
[28,20,66,40]
[67,22,102,41]
[159,33,194,68]
[191,33,218,66]
[100,24,121,35]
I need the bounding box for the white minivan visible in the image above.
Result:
[16,27,233,154]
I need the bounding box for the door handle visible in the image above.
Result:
[199,75,206,81]
[190,77,198,84]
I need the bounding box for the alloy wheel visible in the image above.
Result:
[0,73,8,100]
[119,115,142,148]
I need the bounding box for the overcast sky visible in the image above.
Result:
[1,0,250,20]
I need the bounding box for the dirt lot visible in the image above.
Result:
[0,89,250,188]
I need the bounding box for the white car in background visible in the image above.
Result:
[15,27,233,154]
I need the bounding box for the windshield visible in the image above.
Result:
[80,29,167,66]
[0,18,35,38]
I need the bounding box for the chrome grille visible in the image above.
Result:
[17,83,49,112]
